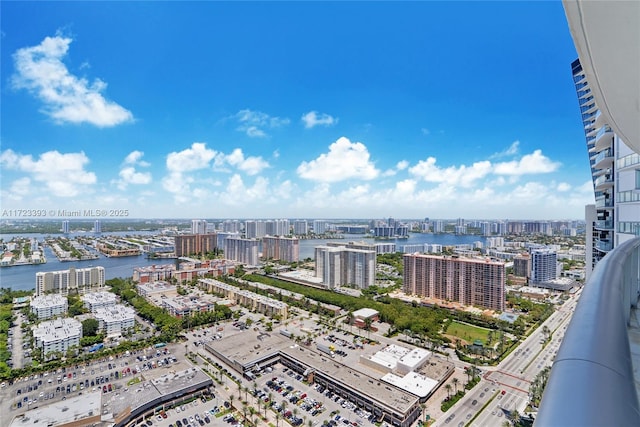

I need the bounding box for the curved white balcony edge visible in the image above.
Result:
[535,237,640,426]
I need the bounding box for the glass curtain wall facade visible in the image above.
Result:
[572,59,640,279]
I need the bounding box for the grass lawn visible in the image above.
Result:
[445,321,491,344]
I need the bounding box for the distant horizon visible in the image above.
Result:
[0,217,587,224]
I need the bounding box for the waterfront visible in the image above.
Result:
[0,232,486,291]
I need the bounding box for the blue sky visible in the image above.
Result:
[0,1,593,220]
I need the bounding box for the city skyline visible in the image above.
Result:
[1,2,594,220]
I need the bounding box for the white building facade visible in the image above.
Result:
[30,294,68,320]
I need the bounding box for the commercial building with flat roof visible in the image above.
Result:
[32,317,82,358]
[30,294,68,320]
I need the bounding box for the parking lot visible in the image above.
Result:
[0,343,188,426]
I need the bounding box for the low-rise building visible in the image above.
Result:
[32,318,82,358]
[94,304,135,336]
[81,290,117,312]
[30,294,68,320]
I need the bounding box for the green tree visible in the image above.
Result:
[82,318,100,337]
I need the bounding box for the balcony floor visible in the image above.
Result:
[629,305,640,401]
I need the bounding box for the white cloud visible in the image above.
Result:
[409,157,492,188]
[166,142,218,173]
[491,140,520,159]
[223,148,269,176]
[396,160,409,170]
[0,149,96,197]
[113,150,152,190]
[421,128,430,136]
[382,160,410,177]
[301,111,338,128]
[557,182,572,192]
[234,109,290,137]
[124,150,149,166]
[297,136,379,183]
[12,34,133,127]
[494,150,560,175]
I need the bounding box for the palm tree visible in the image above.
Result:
[229,394,235,410]
[508,409,520,425]
[420,403,426,424]
[238,382,242,399]
[445,383,452,399]
[453,377,459,394]
[363,317,373,338]
[275,413,281,427]
[242,403,248,423]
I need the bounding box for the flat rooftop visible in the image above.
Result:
[205,329,291,368]
[9,391,101,427]
[280,345,419,415]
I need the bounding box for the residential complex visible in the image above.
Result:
[133,259,236,284]
[262,236,300,262]
[199,278,288,320]
[224,237,259,266]
[32,317,82,357]
[93,305,135,336]
[403,254,505,311]
[315,244,376,289]
[35,266,105,296]
[174,233,218,257]
[572,58,640,279]
[530,248,559,284]
[81,290,118,312]
[30,294,68,320]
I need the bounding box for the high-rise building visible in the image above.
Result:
[403,254,505,311]
[62,220,69,234]
[174,233,217,257]
[572,58,640,279]
[222,220,241,233]
[191,219,208,234]
[530,248,558,284]
[293,220,308,236]
[36,266,106,296]
[513,253,531,279]
[94,220,101,233]
[314,245,376,289]
[313,220,328,235]
[224,237,259,265]
[262,236,300,262]
[245,220,267,239]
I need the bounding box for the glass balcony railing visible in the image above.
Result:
[594,175,614,188]
[595,125,612,142]
[535,237,640,426]
[595,240,613,252]
[592,148,613,165]
[594,220,614,229]
[595,198,614,208]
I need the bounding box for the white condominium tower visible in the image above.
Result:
[224,237,259,266]
[314,245,376,289]
[36,266,106,296]
[191,219,208,234]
